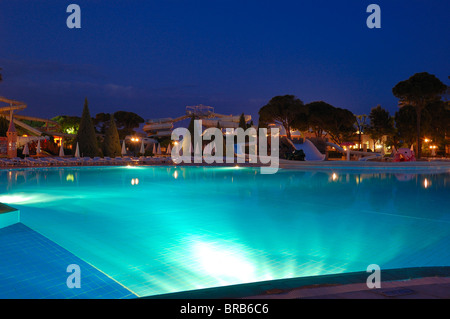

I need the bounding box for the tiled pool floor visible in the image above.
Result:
[0,223,136,299]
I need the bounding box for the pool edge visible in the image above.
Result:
[142,266,450,299]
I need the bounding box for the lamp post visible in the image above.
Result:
[130,137,140,156]
[430,145,437,157]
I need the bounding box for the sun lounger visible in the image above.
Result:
[26,158,45,166]
[0,159,14,167]
[92,157,106,165]
[103,157,114,165]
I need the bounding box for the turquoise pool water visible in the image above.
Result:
[1,166,449,297]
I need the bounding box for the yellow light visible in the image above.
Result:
[332,173,338,181]
[66,174,74,182]
[424,138,430,143]
[424,178,430,189]
[173,171,178,179]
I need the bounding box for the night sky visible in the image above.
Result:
[0,0,449,124]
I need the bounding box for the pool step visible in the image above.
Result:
[0,203,20,229]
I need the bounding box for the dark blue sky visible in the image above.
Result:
[0,0,449,123]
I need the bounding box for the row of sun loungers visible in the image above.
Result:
[0,156,172,167]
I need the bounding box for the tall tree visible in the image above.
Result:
[93,112,111,134]
[392,72,447,158]
[326,107,356,145]
[306,101,336,138]
[395,105,424,148]
[75,98,100,157]
[355,114,368,149]
[258,95,307,139]
[0,116,8,136]
[366,105,394,148]
[102,115,122,157]
[305,101,355,144]
[424,100,450,147]
[113,111,144,139]
[238,113,247,130]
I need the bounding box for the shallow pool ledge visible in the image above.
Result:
[0,203,20,229]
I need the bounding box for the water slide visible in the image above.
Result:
[286,139,382,161]
[286,139,326,161]
[1,96,62,136]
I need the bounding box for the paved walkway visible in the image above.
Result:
[243,277,450,299]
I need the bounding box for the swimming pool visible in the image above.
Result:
[1,166,449,297]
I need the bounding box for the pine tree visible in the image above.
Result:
[75,98,99,157]
[238,113,247,130]
[0,116,8,136]
[102,115,121,157]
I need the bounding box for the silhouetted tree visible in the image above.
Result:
[259,95,307,139]
[113,111,144,139]
[392,72,446,158]
[395,105,430,148]
[238,113,247,130]
[366,105,395,147]
[102,115,122,157]
[0,116,8,136]
[305,101,355,144]
[355,114,368,149]
[93,112,111,134]
[75,98,100,157]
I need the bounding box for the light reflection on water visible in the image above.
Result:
[0,166,449,297]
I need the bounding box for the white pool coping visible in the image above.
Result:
[279,159,450,172]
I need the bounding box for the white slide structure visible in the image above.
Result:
[326,142,382,161]
[286,139,383,162]
[287,139,326,161]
